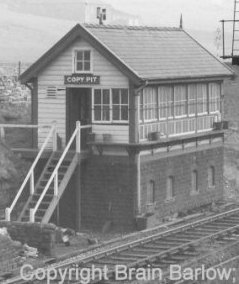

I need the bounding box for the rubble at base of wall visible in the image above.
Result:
[0,221,56,257]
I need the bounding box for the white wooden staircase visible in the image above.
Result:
[5,121,91,224]
[18,151,78,223]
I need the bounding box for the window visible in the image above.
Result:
[93,89,110,121]
[209,83,221,113]
[174,85,187,117]
[93,88,129,122]
[188,84,197,115]
[166,176,175,200]
[112,89,129,121]
[142,88,157,121]
[208,166,215,187]
[197,84,208,114]
[146,180,155,205]
[192,170,198,193]
[158,86,173,119]
[75,50,91,72]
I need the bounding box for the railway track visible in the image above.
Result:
[4,206,239,284]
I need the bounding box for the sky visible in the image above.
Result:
[106,0,234,32]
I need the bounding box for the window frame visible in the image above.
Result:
[92,88,111,123]
[92,88,129,124]
[208,82,221,114]
[142,87,158,122]
[112,88,129,123]
[174,85,187,118]
[73,48,93,74]
[197,83,208,116]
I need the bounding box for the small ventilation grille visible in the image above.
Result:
[47,86,57,97]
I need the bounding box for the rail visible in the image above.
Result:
[29,121,91,222]
[4,205,239,284]
[5,124,57,221]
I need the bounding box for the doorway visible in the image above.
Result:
[66,88,91,149]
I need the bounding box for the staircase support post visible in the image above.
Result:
[30,171,34,195]
[5,208,10,221]
[52,121,57,151]
[76,121,81,153]
[54,173,58,196]
[30,209,35,223]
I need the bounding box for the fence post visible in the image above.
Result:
[76,121,81,153]
[5,208,10,221]
[52,121,57,151]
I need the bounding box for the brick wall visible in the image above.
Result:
[81,155,136,231]
[140,146,224,222]
[0,221,56,256]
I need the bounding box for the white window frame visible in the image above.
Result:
[174,85,187,119]
[92,88,111,123]
[197,84,208,116]
[158,86,174,121]
[142,88,158,122]
[92,88,129,124]
[112,88,129,123]
[208,82,221,114]
[72,48,93,74]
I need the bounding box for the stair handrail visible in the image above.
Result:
[5,124,57,221]
[30,121,91,222]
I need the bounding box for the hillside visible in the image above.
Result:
[0,1,225,63]
[0,3,74,63]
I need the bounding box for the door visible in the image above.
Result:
[66,88,91,149]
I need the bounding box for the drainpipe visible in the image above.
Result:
[134,80,149,215]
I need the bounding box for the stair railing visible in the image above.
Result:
[30,121,91,223]
[5,124,57,221]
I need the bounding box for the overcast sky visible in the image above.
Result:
[106,0,234,32]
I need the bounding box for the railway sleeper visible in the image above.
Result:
[142,244,171,250]
[110,255,138,262]
[93,258,131,265]
[202,223,234,229]
[118,252,150,258]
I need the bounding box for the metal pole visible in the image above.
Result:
[222,20,225,58]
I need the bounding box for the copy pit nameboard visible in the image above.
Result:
[64,74,100,85]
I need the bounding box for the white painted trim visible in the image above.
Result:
[72,48,94,74]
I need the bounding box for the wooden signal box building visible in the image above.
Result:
[20,24,233,231]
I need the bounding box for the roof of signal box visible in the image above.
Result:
[20,23,233,85]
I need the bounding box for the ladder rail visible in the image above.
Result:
[232,0,239,55]
[30,121,91,222]
[5,125,56,221]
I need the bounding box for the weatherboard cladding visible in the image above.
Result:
[20,23,232,84]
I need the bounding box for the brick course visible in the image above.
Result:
[140,146,224,221]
